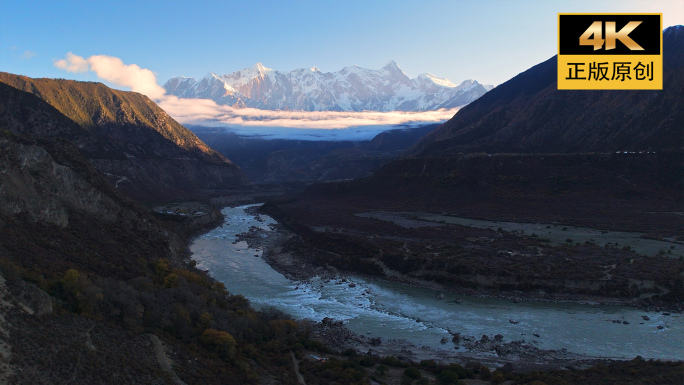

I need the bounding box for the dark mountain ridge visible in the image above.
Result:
[412,25,683,156]
[0,73,248,201]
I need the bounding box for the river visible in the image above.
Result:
[189,205,683,361]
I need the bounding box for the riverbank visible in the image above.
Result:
[307,315,608,373]
[244,206,680,313]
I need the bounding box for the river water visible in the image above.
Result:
[189,205,683,360]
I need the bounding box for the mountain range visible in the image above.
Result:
[164,61,491,112]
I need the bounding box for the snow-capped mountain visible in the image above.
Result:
[163,61,489,112]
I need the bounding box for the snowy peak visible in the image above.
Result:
[248,62,272,77]
[254,62,270,72]
[383,60,401,70]
[382,60,408,77]
[163,61,489,112]
[455,79,480,90]
[418,73,457,88]
[216,63,273,87]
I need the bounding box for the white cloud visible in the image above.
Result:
[55,53,458,137]
[22,51,36,60]
[54,52,89,73]
[86,55,166,99]
[54,52,166,99]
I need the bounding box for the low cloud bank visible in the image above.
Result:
[159,94,459,130]
[54,53,459,136]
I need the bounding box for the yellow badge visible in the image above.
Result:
[558,14,662,90]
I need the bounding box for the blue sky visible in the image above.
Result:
[1,0,682,88]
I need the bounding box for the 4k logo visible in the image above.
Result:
[579,21,643,51]
[558,14,662,90]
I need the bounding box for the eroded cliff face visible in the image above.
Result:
[0,133,185,280]
[0,139,119,227]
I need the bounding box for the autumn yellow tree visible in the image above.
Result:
[201,329,237,360]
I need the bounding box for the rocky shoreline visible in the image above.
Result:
[307,316,608,373]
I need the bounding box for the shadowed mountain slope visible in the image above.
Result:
[412,25,683,156]
[0,86,185,279]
